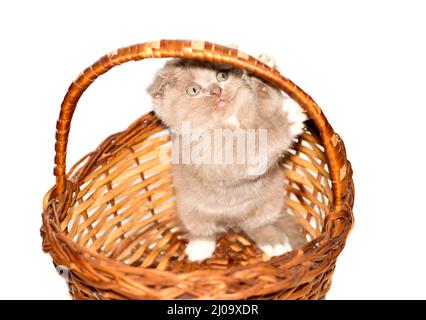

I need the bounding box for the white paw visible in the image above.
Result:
[259,242,292,257]
[185,238,216,262]
[284,99,307,136]
[256,53,276,69]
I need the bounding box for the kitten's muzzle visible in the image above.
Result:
[209,84,222,97]
[208,84,226,108]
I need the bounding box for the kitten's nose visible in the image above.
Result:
[209,84,222,97]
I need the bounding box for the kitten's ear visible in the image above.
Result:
[147,59,184,98]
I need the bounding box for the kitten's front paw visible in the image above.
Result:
[185,237,216,262]
[259,241,292,258]
[284,99,308,136]
[256,53,276,69]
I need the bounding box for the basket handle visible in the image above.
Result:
[54,40,347,205]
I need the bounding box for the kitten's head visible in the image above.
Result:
[147,59,256,132]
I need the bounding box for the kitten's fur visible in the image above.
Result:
[147,56,307,262]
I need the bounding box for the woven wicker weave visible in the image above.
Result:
[41,40,354,300]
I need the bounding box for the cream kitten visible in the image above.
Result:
[147,55,307,262]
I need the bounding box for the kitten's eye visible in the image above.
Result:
[216,71,229,82]
[186,85,201,96]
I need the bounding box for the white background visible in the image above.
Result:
[1,0,425,299]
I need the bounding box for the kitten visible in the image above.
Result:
[147,55,307,262]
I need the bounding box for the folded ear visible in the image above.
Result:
[147,59,184,98]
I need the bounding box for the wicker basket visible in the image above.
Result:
[41,40,354,300]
